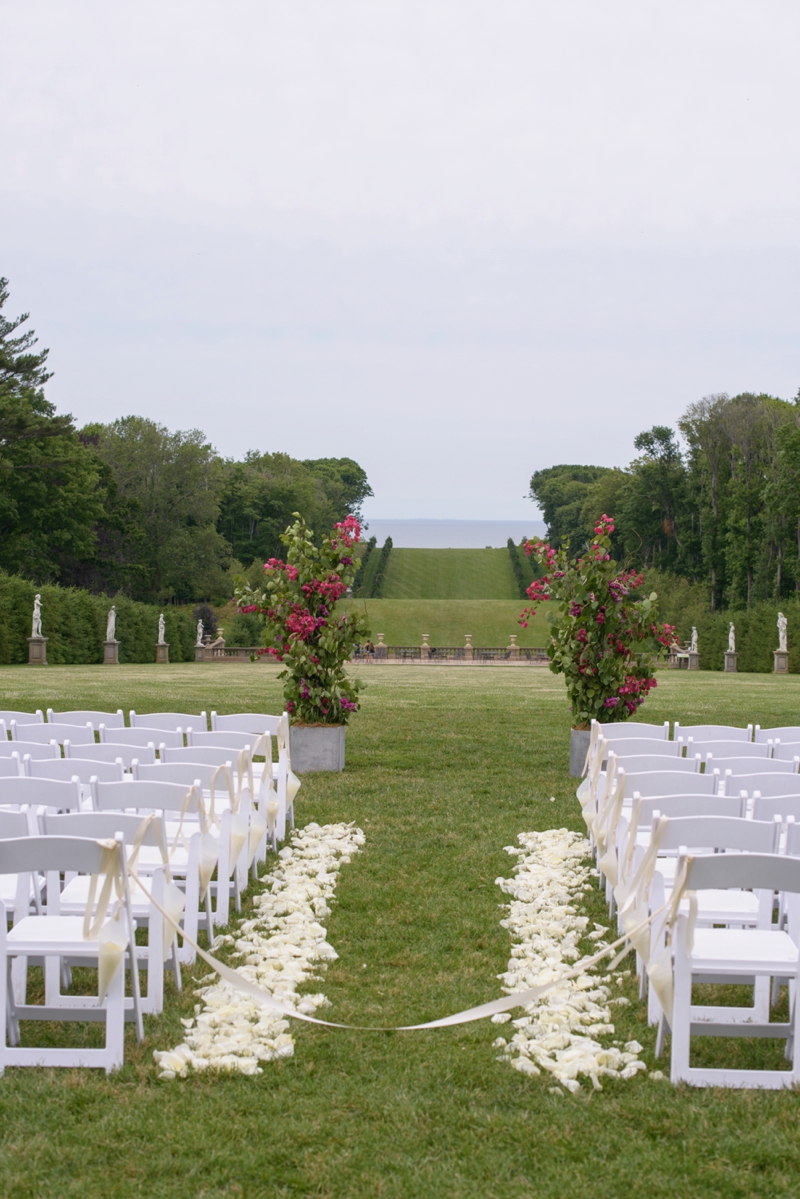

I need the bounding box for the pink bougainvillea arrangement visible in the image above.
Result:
[520,514,675,728]
[233,513,370,725]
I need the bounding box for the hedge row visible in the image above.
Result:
[695,600,800,673]
[367,538,393,598]
[507,538,528,600]
[0,574,197,665]
[352,536,377,596]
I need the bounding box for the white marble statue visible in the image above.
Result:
[196,619,205,646]
[778,611,788,653]
[31,594,42,638]
[690,626,698,654]
[106,606,116,642]
[158,613,166,644]
[728,622,736,654]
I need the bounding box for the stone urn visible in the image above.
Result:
[569,727,591,777]
[289,724,346,772]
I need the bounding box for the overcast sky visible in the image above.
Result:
[2,1,798,521]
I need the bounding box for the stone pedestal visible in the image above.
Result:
[507,634,520,661]
[463,634,473,662]
[688,651,700,671]
[420,634,430,661]
[27,635,48,665]
[724,651,738,673]
[774,649,789,674]
[103,639,120,665]
[375,633,388,660]
[194,645,205,662]
[156,642,169,664]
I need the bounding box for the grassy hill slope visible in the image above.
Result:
[341,599,550,646]
[379,548,523,600]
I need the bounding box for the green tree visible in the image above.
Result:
[618,426,692,573]
[529,464,613,549]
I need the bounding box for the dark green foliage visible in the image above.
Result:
[352,535,377,595]
[507,537,528,599]
[696,601,800,673]
[528,464,613,550]
[0,573,196,664]
[192,604,217,640]
[367,537,393,598]
[222,611,262,648]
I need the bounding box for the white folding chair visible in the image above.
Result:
[211,711,284,736]
[47,709,124,728]
[626,770,720,798]
[0,710,44,732]
[0,739,59,761]
[689,740,772,761]
[24,755,124,804]
[130,711,207,732]
[665,852,800,1087]
[594,719,670,740]
[596,738,684,761]
[69,741,156,769]
[11,721,94,746]
[0,755,23,778]
[674,723,753,743]
[771,744,800,764]
[0,775,82,812]
[719,765,800,794]
[756,726,800,745]
[101,725,184,749]
[0,833,143,1073]
[42,811,182,1014]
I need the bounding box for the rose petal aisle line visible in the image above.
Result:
[492,827,646,1093]
[154,821,365,1078]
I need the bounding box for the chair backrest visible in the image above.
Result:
[130,710,207,732]
[755,725,800,744]
[132,760,233,789]
[42,809,167,849]
[632,794,745,823]
[771,743,800,763]
[683,851,800,895]
[732,773,800,798]
[159,744,247,768]
[0,808,31,838]
[0,754,23,778]
[25,756,125,784]
[626,770,718,798]
[673,723,752,743]
[65,740,156,768]
[11,720,94,745]
[599,738,682,759]
[597,721,670,740]
[91,778,201,815]
[655,814,778,854]
[608,753,699,775]
[0,709,43,727]
[47,708,125,728]
[0,834,119,877]
[753,796,800,823]
[689,740,770,759]
[210,711,282,736]
[0,775,82,811]
[719,761,799,784]
[185,729,256,752]
[782,820,800,857]
[100,725,184,748]
[0,739,60,761]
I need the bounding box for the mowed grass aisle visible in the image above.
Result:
[1,664,800,1197]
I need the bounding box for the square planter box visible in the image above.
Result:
[289,724,346,773]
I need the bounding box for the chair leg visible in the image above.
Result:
[171,940,182,991]
[104,960,126,1073]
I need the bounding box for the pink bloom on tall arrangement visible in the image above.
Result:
[520,514,674,728]
[233,513,370,726]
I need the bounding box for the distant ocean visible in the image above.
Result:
[361,518,546,549]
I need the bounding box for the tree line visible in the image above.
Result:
[530,390,800,611]
[0,279,372,604]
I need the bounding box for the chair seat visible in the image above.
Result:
[7,915,130,953]
[690,927,799,972]
[60,876,151,919]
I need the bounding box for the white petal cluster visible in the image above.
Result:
[492,827,645,1093]
[154,821,364,1078]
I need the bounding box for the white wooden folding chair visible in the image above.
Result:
[594,719,670,740]
[0,833,143,1073]
[47,709,124,728]
[0,755,23,779]
[11,721,94,746]
[130,711,207,732]
[674,723,753,743]
[0,739,59,761]
[689,740,772,761]
[210,711,283,736]
[24,756,125,805]
[0,775,83,812]
[755,726,800,745]
[664,852,800,1088]
[69,741,156,769]
[771,744,800,765]
[0,710,44,727]
[719,764,800,795]
[597,738,684,761]
[101,725,184,749]
[41,810,182,1014]
[90,778,221,953]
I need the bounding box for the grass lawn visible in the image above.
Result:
[379,548,523,599]
[1,663,800,1197]
[340,598,551,647]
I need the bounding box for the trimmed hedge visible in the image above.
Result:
[507,538,528,599]
[367,537,393,598]
[352,536,377,596]
[0,574,197,665]
[696,600,800,673]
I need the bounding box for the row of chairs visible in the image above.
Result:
[0,709,276,734]
[581,718,800,1087]
[0,707,298,1073]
